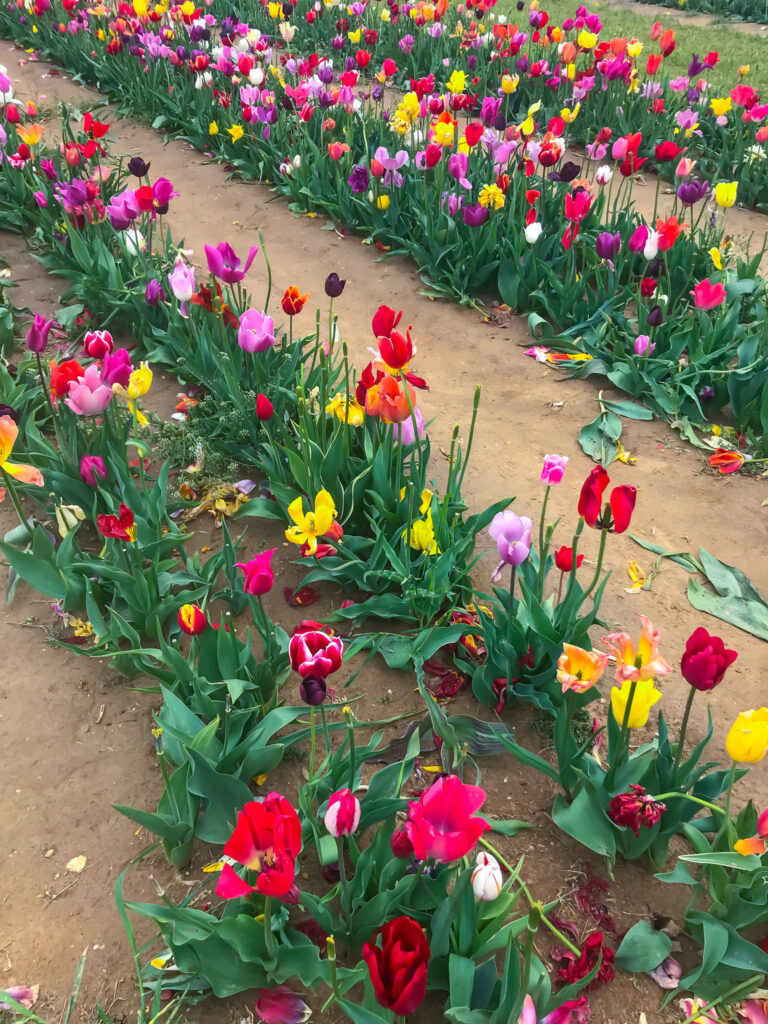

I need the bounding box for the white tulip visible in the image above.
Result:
[595,164,613,186]
[471,851,503,901]
[524,222,543,244]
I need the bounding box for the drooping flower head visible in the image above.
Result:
[608,784,666,836]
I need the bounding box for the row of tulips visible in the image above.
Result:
[2,1,768,452]
[2,50,768,1024]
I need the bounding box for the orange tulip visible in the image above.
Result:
[0,415,44,491]
[557,644,609,694]
[281,286,309,316]
[364,375,415,424]
[16,123,44,146]
[708,448,744,474]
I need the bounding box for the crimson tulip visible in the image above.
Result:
[217,793,302,900]
[281,286,309,316]
[49,358,85,399]
[363,916,430,1016]
[97,503,136,542]
[256,393,274,421]
[371,304,402,338]
[405,774,490,861]
[554,545,584,572]
[681,627,737,691]
[178,603,207,635]
[289,629,343,678]
[577,467,636,534]
[378,325,414,369]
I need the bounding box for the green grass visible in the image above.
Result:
[508,0,768,95]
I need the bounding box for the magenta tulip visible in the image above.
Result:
[540,454,568,485]
[236,548,275,595]
[80,455,108,487]
[204,241,258,284]
[692,278,726,310]
[405,774,490,862]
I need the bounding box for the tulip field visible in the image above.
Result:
[1,0,768,1020]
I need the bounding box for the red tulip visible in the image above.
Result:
[577,466,610,526]
[49,358,85,398]
[681,627,737,691]
[405,774,489,862]
[281,286,309,316]
[378,326,414,369]
[216,793,302,900]
[256,393,274,420]
[363,916,430,1016]
[554,545,584,572]
[289,629,343,678]
[178,603,207,635]
[464,121,484,146]
[371,304,402,338]
[253,987,309,1024]
[577,468,636,533]
[97,503,136,542]
[610,485,637,534]
[708,448,744,474]
[324,788,361,837]
[390,828,414,858]
[654,141,681,162]
[692,278,726,310]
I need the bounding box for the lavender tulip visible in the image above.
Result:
[488,511,533,580]
[168,259,196,317]
[238,308,276,352]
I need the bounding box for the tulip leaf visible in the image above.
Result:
[577,412,621,466]
[552,790,616,857]
[599,399,653,420]
[615,921,671,972]
[687,578,768,642]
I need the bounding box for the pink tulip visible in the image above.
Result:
[288,629,343,678]
[405,775,490,862]
[540,454,568,485]
[80,454,107,486]
[65,364,113,415]
[325,788,361,837]
[238,308,276,353]
[0,988,37,1012]
[253,987,309,1024]
[634,334,655,356]
[100,347,132,387]
[236,548,275,595]
[692,278,726,310]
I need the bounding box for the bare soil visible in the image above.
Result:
[1,44,767,1024]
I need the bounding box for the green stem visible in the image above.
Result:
[262,896,277,960]
[344,707,356,791]
[319,703,333,762]
[456,384,481,493]
[0,465,35,542]
[309,707,317,778]
[653,792,725,815]
[537,485,550,600]
[258,229,271,311]
[607,678,638,788]
[713,762,737,850]
[335,836,353,920]
[671,686,697,778]
[563,518,584,606]
[507,565,517,644]
[583,528,608,599]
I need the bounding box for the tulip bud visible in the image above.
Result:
[299,675,327,706]
[256,393,274,420]
[178,603,207,635]
[390,827,414,858]
[324,788,361,837]
[471,851,502,901]
[26,312,53,353]
[127,156,151,177]
[324,272,346,298]
[524,222,542,244]
[6,104,20,124]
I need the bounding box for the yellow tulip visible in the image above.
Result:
[714,181,737,209]
[128,361,153,400]
[709,247,723,271]
[726,708,768,763]
[611,678,662,728]
[557,644,609,694]
[209,121,218,135]
[626,38,643,57]
[501,73,519,94]
[347,27,361,42]
[478,184,505,210]
[376,195,390,211]
[325,393,364,425]
[285,489,337,554]
[403,511,440,555]
[227,125,244,142]
[709,97,731,118]
[446,69,467,94]
[577,29,596,49]
[560,102,580,123]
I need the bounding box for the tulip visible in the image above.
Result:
[256,393,274,420]
[488,510,533,580]
[608,784,666,835]
[128,362,153,400]
[79,455,107,487]
[595,165,613,186]
[708,448,744,474]
[681,627,737,691]
[557,643,609,693]
[577,467,637,534]
[324,272,346,297]
[289,628,343,678]
[554,545,583,572]
[145,278,165,306]
[378,325,414,369]
[393,407,424,444]
[524,221,543,243]
[285,489,337,554]
[83,329,113,358]
[178,603,207,635]
[634,334,655,356]
[26,312,54,353]
[101,348,133,388]
[253,987,310,1024]
[611,677,662,728]
[204,241,258,284]
[603,615,672,683]
[49,359,84,399]
[299,675,327,706]
[692,279,726,310]
[324,788,361,837]
[236,549,276,596]
[65,364,113,416]
[96,502,136,542]
[390,828,414,858]
[714,181,738,208]
[363,916,430,1016]
[0,416,44,489]
[471,851,503,901]
[595,231,621,260]
[726,708,768,763]
[281,286,309,316]
[405,774,490,861]
[238,309,276,353]
[168,258,196,317]
[647,304,664,327]
[216,794,302,899]
[541,454,568,485]
[127,156,151,177]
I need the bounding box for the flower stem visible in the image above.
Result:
[713,762,737,850]
[583,527,608,599]
[607,678,638,788]
[671,686,697,779]
[335,836,353,920]
[309,706,317,778]
[653,792,725,816]
[537,485,550,600]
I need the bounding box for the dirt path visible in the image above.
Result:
[2,45,768,1022]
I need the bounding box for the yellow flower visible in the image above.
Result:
[566,62,575,80]
[285,489,337,554]
[714,181,737,208]
[557,644,609,694]
[611,678,662,728]
[739,64,750,76]
[380,8,390,20]
[626,38,643,57]
[16,123,44,146]
[478,183,504,210]
[627,71,639,94]
[209,121,218,135]
[325,393,364,425]
[55,503,86,538]
[445,69,466,94]
[560,102,580,123]
[403,511,440,555]
[133,0,147,14]
[726,708,768,763]
[0,415,44,488]
[227,125,244,142]
[432,121,454,146]
[577,29,596,49]
[709,247,723,271]
[268,0,283,16]
[128,361,153,399]
[501,73,519,94]
[347,27,361,42]
[127,400,148,427]
[519,100,541,136]
[376,195,390,211]
[401,92,420,120]
[709,97,731,118]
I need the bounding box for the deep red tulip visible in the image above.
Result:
[96,503,136,542]
[554,545,584,572]
[216,793,302,900]
[371,304,402,338]
[363,916,430,1016]
[654,141,682,162]
[256,393,274,420]
[610,484,637,534]
[378,326,414,369]
[680,627,737,691]
[608,784,666,836]
[577,466,610,527]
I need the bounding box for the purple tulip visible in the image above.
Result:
[393,407,425,445]
[595,231,621,260]
[347,164,369,193]
[204,242,258,284]
[647,305,664,327]
[80,454,108,486]
[676,179,709,206]
[145,278,166,306]
[462,203,489,228]
[488,510,533,580]
[65,364,113,415]
[58,179,88,207]
[100,348,133,388]
[26,312,54,353]
[700,385,715,401]
[40,158,57,181]
[238,309,276,353]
